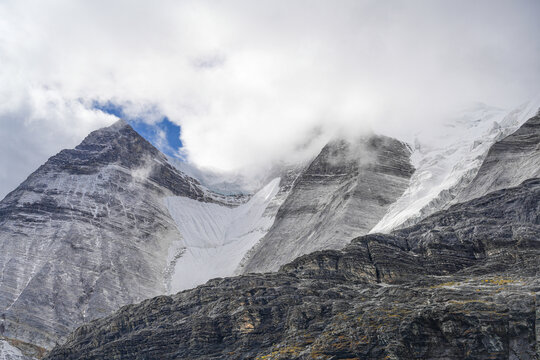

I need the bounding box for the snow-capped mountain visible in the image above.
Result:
[371,98,540,233]
[1,98,539,358]
[44,113,540,360]
[238,135,415,274]
[0,118,413,353]
[455,109,540,203]
[0,120,221,350]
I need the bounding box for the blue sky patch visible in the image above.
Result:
[93,100,183,158]
[131,117,183,158]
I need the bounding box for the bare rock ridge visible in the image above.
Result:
[455,113,540,203]
[0,120,210,349]
[239,135,415,274]
[46,177,540,359]
[32,119,208,199]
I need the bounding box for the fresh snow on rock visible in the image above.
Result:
[0,120,210,349]
[165,178,281,292]
[455,109,540,203]
[239,136,414,274]
[371,98,540,233]
[2,99,538,353]
[0,341,30,360]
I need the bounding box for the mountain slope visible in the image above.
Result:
[0,120,210,349]
[46,177,540,359]
[165,178,281,292]
[371,100,539,233]
[455,113,540,203]
[0,119,310,355]
[2,119,414,352]
[239,135,414,274]
[45,114,540,359]
[4,107,539,358]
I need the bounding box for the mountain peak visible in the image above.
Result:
[46,119,163,175]
[81,118,130,140]
[0,118,208,349]
[238,133,415,274]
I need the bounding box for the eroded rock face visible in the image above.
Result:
[0,120,210,349]
[239,135,415,274]
[456,114,540,203]
[46,178,540,359]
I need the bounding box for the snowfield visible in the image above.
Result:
[371,98,540,233]
[165,178,281,292]
[0,340,28,360]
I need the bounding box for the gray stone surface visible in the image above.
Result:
[46,178,540,359]
[456,114,540,203]
[5,113,540,358]
[239,135,414,274]
[0,120,211,349]
[0,120,414,353]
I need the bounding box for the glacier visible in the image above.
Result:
[371,97,540,233]
[165,178,281,292]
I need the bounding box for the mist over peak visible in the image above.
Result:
[1,0,539,199]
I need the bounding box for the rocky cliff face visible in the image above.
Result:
[46,177,540,359]
[0,120,211,349]
[372,100,540,233]
[455,114,540,203]
[239,135,414,274]
[4,110,540,359]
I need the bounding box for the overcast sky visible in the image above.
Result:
[1,0,539,198]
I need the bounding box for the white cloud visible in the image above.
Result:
[0,86,117,197]
[0,0,539,198]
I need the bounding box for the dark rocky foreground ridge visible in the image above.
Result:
[47,177,540,359]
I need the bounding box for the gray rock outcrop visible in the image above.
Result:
[456,114,540,203]
[0,121,414,354]
[239,135,415,273]
[0,120,210,349]
[44,114,540,359]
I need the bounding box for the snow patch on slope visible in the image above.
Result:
[165,178,281,292]
[371,98,540,233]
[0,341,30,360]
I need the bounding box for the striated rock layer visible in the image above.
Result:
[239,135,414,274]
[456,114,540,203]
[371,99,540,233]
[0,120,211,349]
[6,111,540,358]
[46,177,540,359]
